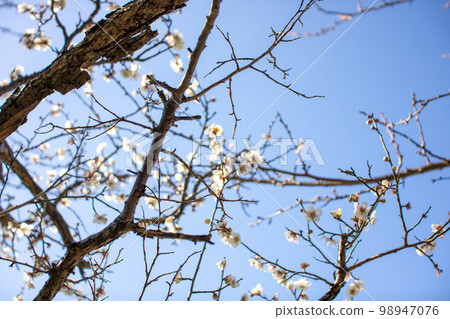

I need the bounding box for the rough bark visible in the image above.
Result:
[0,0,188,143]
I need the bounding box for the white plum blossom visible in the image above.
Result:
[96,142,107,154]
[11,65,24,80]
[208,139,223,162]
[104,194,126,203]
[1,79,10,98]
[47,0,66,12]
[345,280,364,299]
[174,271,182,284]
[55,147,66,160]
[165,216,182,233]
[121,137,130,152]
[21,28,36,49]
[223,232,241,248]
[23,272,34,289]
[209,138,223,154]
[47,169,57,180]
[349,193,360,203]
[338,14,352,21]
[106,126,117,135]
[216,259,226,271]
[216,219,228,231]
[170,55,183,73]
[236,149,264,176]
[266,263,276,273]
[295,139,305,154]
[83,81,93,95]
[29,154,40,164]
[432,223,446,239]
[286,280,294,291]
[223,154,235,166]
[65,120,78,133]
[205,124,223,138]
[216,219,241,249]
[186,151,198,164]
[240,149,264,168]
[353,202,370,221]
[249,256,265,271]
[121,63,140,79]
[32,32,52,51]
[300,292,309,301]
[271,268,286,284]
[140,74,156,92]
[106,174,118,190]
[176,161,189,173]
[236,162,252,176]
[39,142,50,151]
[51,103,62,116]
[210,168,228,195]
[224,274,240,288]
[331,208,342,219]
[131,151,145,166]
[17,223,33,237]
[294,278,311,291]
[416,241,436,256]
[303,205,322,222]
[145,197,158,210]
[362,211,378,232]
[250,284,263,297]
[93,214,108,224]
[369,211,378,225]
[106,2,119,11]
[86,172,102,189]
[60,198,70,207]
[185,78,199,97]
[285,230,300,244]
[321,236,338,247]
[18,2,35,13]
[165,30,185,50]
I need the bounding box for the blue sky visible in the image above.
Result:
[0,0,449,301]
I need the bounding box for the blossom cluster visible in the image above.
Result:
[210,167,229,196]
[285,278,312,294]
[416,223,446,256]
[224,274,240,288]
[165,30,185,50]
[248,256,265,271]
[21,28,52,51]
[121,63,140,79]
[203,124,264,193]
[164,216,182,233]
[18,1,66,17]
[248,258,312,299]
[216,219,241,248]
[237,149,264,176]
[47,0,66,12]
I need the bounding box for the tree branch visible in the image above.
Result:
[0,0,188,143]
